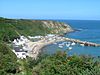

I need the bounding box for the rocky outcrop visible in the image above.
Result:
[41,20,73,34]
[32,20,73,34]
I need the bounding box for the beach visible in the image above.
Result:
[27,34,100,59]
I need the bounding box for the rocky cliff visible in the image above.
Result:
[42,20,73,34]
[32,20,73,34]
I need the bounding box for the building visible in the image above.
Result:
[12,36,30,59]
[12,50,27,59]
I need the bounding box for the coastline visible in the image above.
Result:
[28,37,65,59]
[28,35,100,59]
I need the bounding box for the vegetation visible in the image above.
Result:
[0,41,48,75]
[0,17,51,42]
[0,42,19,75]
[32,51,100,75]
[0,42,100,75]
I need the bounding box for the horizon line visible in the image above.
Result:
[1,16,100,21]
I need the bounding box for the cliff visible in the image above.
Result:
[41,20,73,34]
[0,17,73,42]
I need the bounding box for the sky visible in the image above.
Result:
[0,0,100,20]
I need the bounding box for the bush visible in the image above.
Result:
[33,51,100,75]
[0,42,19,75]
[0,18,51,42]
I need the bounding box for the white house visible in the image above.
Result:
[12,50,27,59]
[12,36,30,59]
[13,39,17,44]
[13,36,29,46]
[28,36,43,39]
[47,34,55,37]
[20,36,29,42]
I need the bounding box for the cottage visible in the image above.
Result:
[12,36,30,59]
[13,36,29,46]
[12,50,27,59]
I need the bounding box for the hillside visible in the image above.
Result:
[0,17,73,42]
[0,42,18,74]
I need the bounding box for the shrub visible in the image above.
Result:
[0,42,19,75]
[33,51,100,75]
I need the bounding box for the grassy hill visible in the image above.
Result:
[0,42,18,75]
[0,17,73,42]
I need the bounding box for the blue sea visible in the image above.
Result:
[42,20,100,57]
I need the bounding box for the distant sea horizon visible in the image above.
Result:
[32,19,100,21]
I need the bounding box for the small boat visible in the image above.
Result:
[58,45,63,48]
[68,47,72,50]
[66,44,70,47]
[59,43,64,46]
[71,42,76,46]
[80,44,85,47]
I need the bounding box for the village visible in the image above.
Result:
[12,34,75,59]
[12,34,61,59]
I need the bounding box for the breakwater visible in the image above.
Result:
[64,38,100,47]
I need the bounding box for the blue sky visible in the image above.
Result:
[0,0,100,20]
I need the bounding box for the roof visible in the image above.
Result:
[14,47,25,52]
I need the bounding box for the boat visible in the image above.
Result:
[80,44,85,47]
[66,44,70,47]
[68,47,72,50]
[58,45,63,48]
[71,42,76,46]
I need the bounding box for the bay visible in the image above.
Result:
[42,20,100,57]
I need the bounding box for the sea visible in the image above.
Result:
[42,20,100,57]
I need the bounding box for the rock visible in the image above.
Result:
[41,20,74,34]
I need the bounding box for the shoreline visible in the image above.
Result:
[28,37,65,59]
[28,35,100,59]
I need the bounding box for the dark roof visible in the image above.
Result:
[14,47,25,52]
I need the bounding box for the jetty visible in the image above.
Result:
[64,38,100,47]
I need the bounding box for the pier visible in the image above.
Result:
[64,38,100,47]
